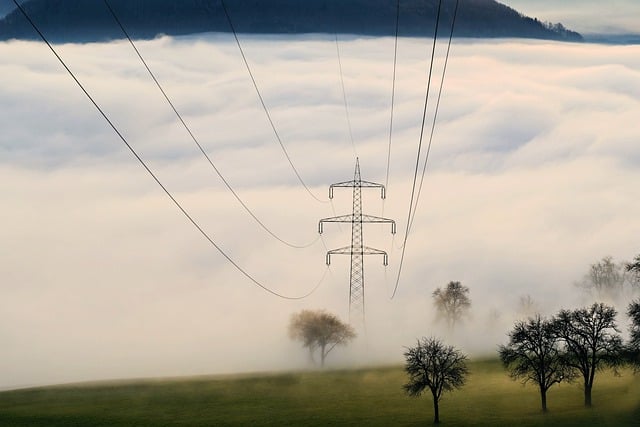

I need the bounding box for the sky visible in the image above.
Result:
[1,27,640,389]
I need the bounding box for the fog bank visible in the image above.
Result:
[1,34,639,389]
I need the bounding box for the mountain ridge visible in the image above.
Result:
[0,0,583,43]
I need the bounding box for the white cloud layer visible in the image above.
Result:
[1,34,639,389]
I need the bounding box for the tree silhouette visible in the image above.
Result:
[499,315,571,412]
[627,255,640,287]
[288,309,356,367]
[516,294,540,319]
[627,300,640,371]
[555,303,623,406]
[627,254,640,271]
[576,256,631,301]
[432,281,471,332]
[403,337,468,424]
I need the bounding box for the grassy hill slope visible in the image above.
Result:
[0,360,637,426]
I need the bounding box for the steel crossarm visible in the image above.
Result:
[329,180,386,199]
[361,215,396,234]
[318,214,396,234]
[318,214,354,233]
[326,246,389,266]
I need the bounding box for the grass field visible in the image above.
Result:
[0,359,638,426]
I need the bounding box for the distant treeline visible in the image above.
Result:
[0,0,582,43]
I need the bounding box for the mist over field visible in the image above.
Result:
[1,32,639,390]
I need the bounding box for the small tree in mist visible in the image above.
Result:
[403,337,468,424]
[288,309,355,367]
[486,308,502,330]
[627,299,640,371]
[499,315,571,412]
[432,281,471,332]
[555,303,623,407]
[516,294,540,319]
[576,256,633,301]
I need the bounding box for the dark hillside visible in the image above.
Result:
[0,0,15,17]
[0,0,582,42]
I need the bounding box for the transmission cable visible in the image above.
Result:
[102,0,319,250]
[392,0,460,245]
[382,0,401,216]
[219,0,328,204]
[13,0,326,300]
[391,0,444,299]
[335,33,358,158]
[408,0,460,234]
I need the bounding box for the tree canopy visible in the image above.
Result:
[499,315,570,412]
[627,255,640,286]
[288,309,356,367]
[627,254,640,272]
[555,303,623,407]
[516,294,540,319]
[432,281,471,332]
[576,256,634,301]
[404,337,468,424]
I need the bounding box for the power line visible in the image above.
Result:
[102,0,320,250]
[383,0,401,215]
[335,33,358,159]
[391,0,460,242]
[13,0,326,301]
[409,0,460,234]
[219,0,328,204]
[391,0,444,299]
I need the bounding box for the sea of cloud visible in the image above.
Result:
[1,34,639,389]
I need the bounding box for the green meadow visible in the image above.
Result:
[0,360,638,426]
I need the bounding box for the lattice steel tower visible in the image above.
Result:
[319,159,396,328]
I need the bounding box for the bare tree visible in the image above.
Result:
[555,303,623,407]
[499,315,571,412]
[577,256,631,301]
[627,299,640,371]
[516,294,540,319]
[432,281,471,332]
[627,254,640,272]
[288,310,356,367]
[485,308,502,330]
[403,337,468,424]
[627,255,640,288]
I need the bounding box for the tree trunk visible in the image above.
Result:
[540,388,548,413]
[447,317,455,335]
[584,384,592,407]
[432,393,440,424]
[320,344,326,368]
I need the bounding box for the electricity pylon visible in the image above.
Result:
[319,158,396,329]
